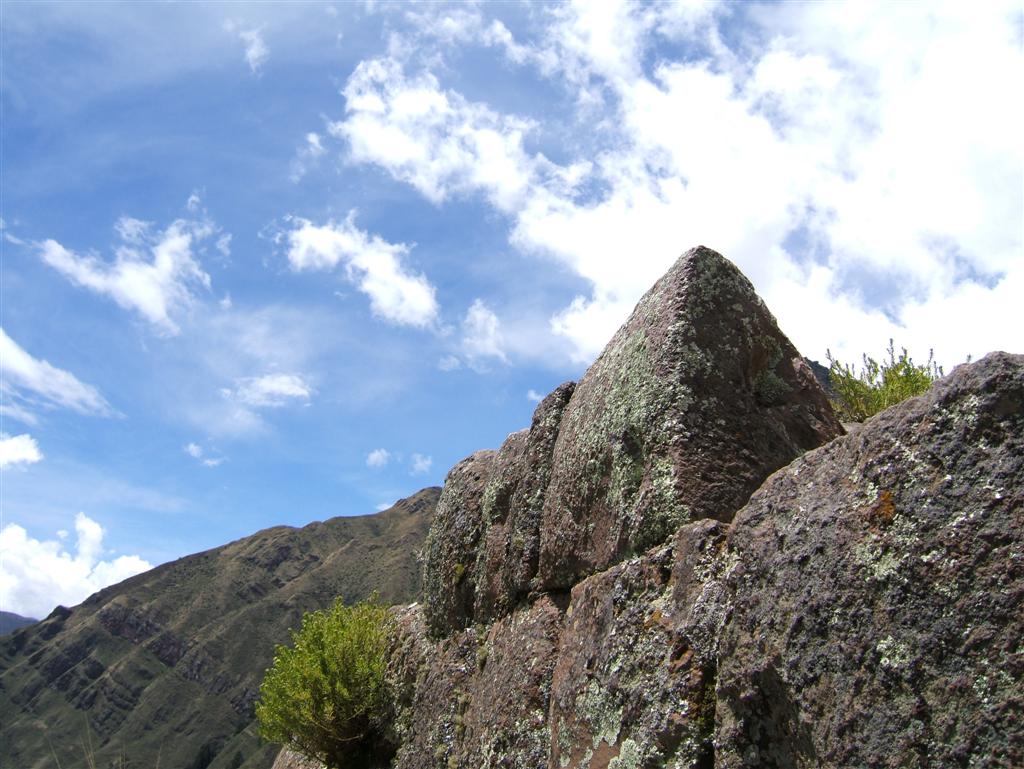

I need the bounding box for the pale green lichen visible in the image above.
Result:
[877,635,912,669]
[608,738,641,769]
[577,679,623,752]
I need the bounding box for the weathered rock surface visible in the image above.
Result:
[716,351,1024,768]
[423,247,842,640]
[422,451,498,636]
[474,382,576,624]
[550,520,731,769]
[536,246,842,591]
[363,352,1021,769]
[326,248,1020,769]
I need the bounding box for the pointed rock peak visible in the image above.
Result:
[537,245,843,589]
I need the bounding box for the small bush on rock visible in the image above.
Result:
[827,340,943,421]
[256,598,395,769]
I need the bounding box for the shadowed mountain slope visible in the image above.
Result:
[0,612,37,637]
[0,488,439,769]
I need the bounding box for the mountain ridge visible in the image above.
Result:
[1,487,440,769]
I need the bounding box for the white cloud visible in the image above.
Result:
[37,216,215,336]
[226,373,312,408]
[0,513,152,618]
[410,453,432,474]
[182,441,225,467]
[527,389,544,403]
[286,213,439,327]
[461,299,507,365]
[1,217,26,246]
[334,1,1023,368]
[0,328,113,422]
[366,448,391,468]
[238,27,269,74]
[0,433,43,469]
[332,57,540,211]
[437,355,461,372]
[216,233,232,258]
[290,132,328,182]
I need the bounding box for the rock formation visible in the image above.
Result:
[288,247,1021,769]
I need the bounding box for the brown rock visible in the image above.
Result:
[422,451,498,637]
[474,383,576,623]
[550,520,731,769]
[538,246,842,590]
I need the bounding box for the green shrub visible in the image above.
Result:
[826,340,943,421]
[255,598,396,769]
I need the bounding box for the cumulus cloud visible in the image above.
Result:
[286,213,439,327]
[225,373,313,408]
[0,513,152,618]
[332,1,1022,367]
[410,453,432,474]
[332,57,543,211]
[0,328,113,423]
[37,214,217,336]
[527,389,544,403]
[0,433,43,469]
[461,299,507,365]
[366,448,391,468]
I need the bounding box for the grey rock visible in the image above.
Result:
[716,352,1024,768]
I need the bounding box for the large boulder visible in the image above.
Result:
[549,519,732,769]
[537,246,842,589]
[716,352,1024,768]
[474,383,576,624]
[421,451,497,637]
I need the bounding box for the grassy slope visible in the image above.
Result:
[0,488,439,769]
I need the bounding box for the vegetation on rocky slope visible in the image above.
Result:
[827,339,944,420]
[0,489,438,769]
[257,599,395,769]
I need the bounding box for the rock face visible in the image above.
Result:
[422,247,842,638]
[317,247,1021,769]
[716,351,1023,768]
[536,246,841,591]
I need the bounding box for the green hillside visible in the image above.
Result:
[0,488,438,769]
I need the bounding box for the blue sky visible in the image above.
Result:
[1,1,1021,619]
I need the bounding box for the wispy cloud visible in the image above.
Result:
[290,132,328,182]
[225,373,313,409]
[182,442,224,467]
[0,328,114,423]
[410,453,432,474]
[36,211,218,336]
[224,21,268,75]
[285,212,439,328]
[0,513,152,618]
[527,389,544,403]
